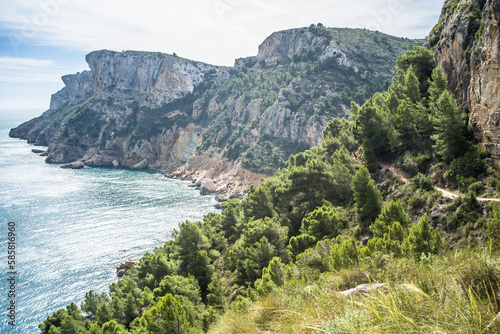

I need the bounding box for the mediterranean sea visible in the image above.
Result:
[0,118,218,333]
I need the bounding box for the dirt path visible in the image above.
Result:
[435,186,458,200]
[380,163,500,202]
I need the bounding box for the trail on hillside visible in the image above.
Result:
[380,163,500,203]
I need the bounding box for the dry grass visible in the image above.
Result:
[209,250,500,333]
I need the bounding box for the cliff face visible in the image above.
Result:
[429,0,500,163]
[86,51,229,108]
[10,50,230,170]
[10,26,421,198]
[256,27,359,72]
[199,26,421,174]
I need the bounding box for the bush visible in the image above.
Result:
[488,203,500,250]
[415,154,432,173]
[300,204,347,239]
[411,173,434,192]
[468,181,484,195]
[330,237,358,270]
[401,152,418,176]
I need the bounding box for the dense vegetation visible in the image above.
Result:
[196,25,423,174]
[40,45,500,333]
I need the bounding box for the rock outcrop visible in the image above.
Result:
[429,0,500,164]
[167,148,268,201]
[256,27,358,73]
[86,50,230,108]
[60,161,85,169]
[116,259,139,277]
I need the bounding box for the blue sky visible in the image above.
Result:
[0,0,444,121]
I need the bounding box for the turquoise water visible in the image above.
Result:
[0,119,218,333]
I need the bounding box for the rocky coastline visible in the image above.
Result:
[11,27,421,203]
[28,146,264,204]
[165,149,269,205]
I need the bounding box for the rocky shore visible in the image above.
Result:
[30,147,266,204]
[166,149,268,205]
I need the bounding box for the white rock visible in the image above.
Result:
[131,159,148,170]
[200,178,216,195]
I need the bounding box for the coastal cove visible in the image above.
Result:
[0,119,219,333]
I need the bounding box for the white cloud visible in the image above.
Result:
[0,0,443,66]
[0,0,444,119]
[0,57,69,83]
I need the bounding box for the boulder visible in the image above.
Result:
[60,161,85,169]
[131,159,148,170]
[340,283,387,297]
[84,154,116,167]
[195,171,212,187]
[112,159,120,167]
[215,183,228,193]
[429,204,446,219]
[200,178,216,195]
[360,236,371,246]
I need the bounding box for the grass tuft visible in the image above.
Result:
[209,249,500,333]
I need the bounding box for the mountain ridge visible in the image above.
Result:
[10,25,423,200]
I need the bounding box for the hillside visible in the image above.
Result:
[37,2,500,330]
[428,0,500,165]
[10,25,421,200]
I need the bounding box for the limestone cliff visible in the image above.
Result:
[10,50,230,170]
[10,26,421,199]
[199,26,421,174]
[86,50,229,108]
[429,0,500,163]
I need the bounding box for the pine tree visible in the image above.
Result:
[351,166,381,228]
[430,91,467,162]
[206,273,226,311]
[142,294,202,334]
[402,214,442,259]
[404,67,421,103]
[95,302,113,327]
[354,102,386,171]
[428,67,448,104]
[370,200,411,238]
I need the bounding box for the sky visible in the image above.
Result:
[0,0,444,121]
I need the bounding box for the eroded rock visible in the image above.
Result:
[340,283,387,297]
[116,259,139,277]
[60,161,85,169]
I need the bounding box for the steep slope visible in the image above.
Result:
[10,25,421,198]
[10,51,230,169]
[196,27,421,175]
[428,0,500,163]
[39,34,500,334]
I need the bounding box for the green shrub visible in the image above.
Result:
[401,152,418,176]
[411,173,434,192]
